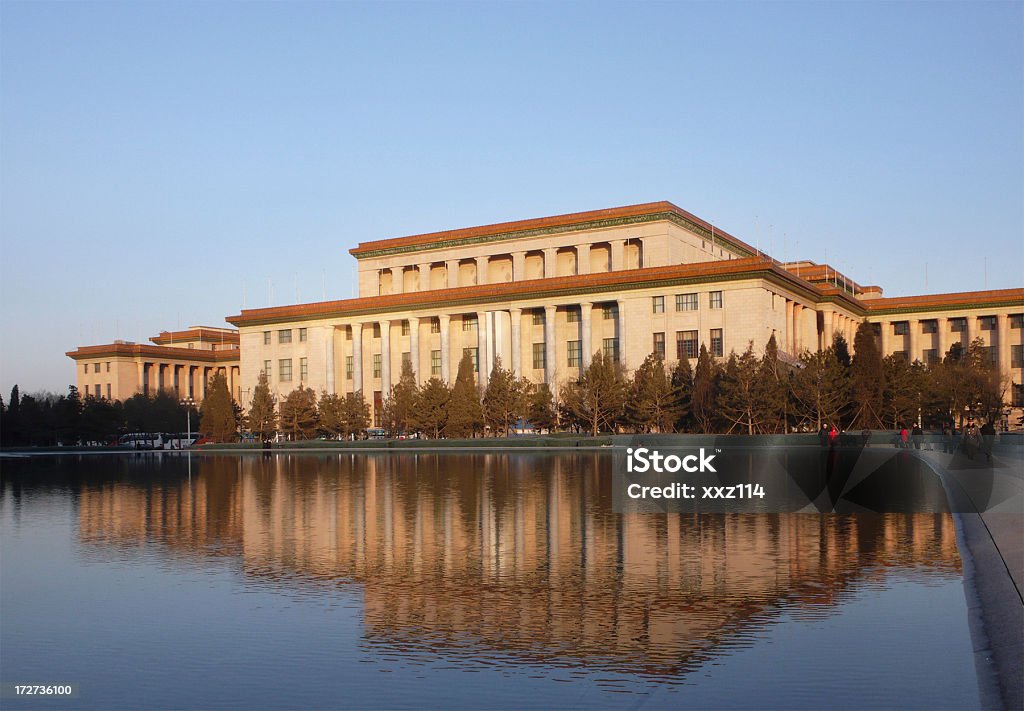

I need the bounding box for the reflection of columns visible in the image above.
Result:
[512,252,526,281]
[580,302,593,368]
[610,240,625,271]
[475,256,488,285]
[409,316,420,384]
[325,326,335,394]
[477,311,488,383]
[909,318,920,363]
[352,323,364,393]
[997,313,1010,376]
[439,314,451,382]
[880,320,891,356]
[616,299,626,365]
[785,300,795,353]
[577,244,590,275]
[380,319,392,393]
[446,260,459,288]
[937,317,948,361]
[544,305,557,386]
[510,308,522,377]
[543,248,557,278]
[390,267,403,294]
[418,264,431,291]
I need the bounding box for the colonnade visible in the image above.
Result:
[137,362,238,402]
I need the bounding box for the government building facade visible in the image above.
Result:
[67,201,1024,424]
[220,202,1024,424]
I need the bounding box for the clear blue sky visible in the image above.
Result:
[1,1,1021,396]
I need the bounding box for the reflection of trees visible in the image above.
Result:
[73,453,961,677]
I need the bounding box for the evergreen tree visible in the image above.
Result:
[757,334,789,433]
[446,351,484,438]
[833,333,852,369]
[691,345,720,434]
[199,372,238,442]
[559,351,628,436]
[382,360,418,435]
[882,354,921,428]
[482,358,526,436]
[318,392,344,439]
[849,321,884,428]
[527,383,558,433]
[278,385,319,440]
[2,385,21,446]
[792,345,850,430]
[247,371,278,441]
[340,392,371,439]
[56,385,83,445]
[626,352,679,433]
[717,344,765,434]
[670,354,694,432]
[413,377,451,438]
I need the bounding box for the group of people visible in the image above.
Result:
[895,424,925,450]
[954,418,998,462]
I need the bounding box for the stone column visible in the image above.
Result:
[510,308,522,377]
[352,323,364,394]
[475,256,489,285]
[544,305,557,386]
[477,311,488,383]
[577,244,590,275]
[188,365,196,399]
[580,302,593,369]
[616,299,626,365]
[409,316,420,384]
[380,320,391,394]
[823,309,834,348]
[390,267,403,294]
[138,362,147,395]
[418,264,431,291]
[785,300,795,353]
[880,319,891,357]
[543,248,557,278]
[792,305,802,352]
[446,260,460,289]
[997,313,1010,377]
[937,317,949,361]
[909,318,920,363]
[439,314,451,382]
[610,240,625,271]
[512,252,526,281]
[965,314,975,346]
[324,326,336,394]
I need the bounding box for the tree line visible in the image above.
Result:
[1,322,1007,446]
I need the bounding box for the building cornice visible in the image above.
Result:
[348,201,759,261]
[66,343,241,363]
[151,327,239,346]
[863,289,1024,316]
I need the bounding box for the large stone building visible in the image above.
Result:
[66,326,241,403]
[222,201,1024,424]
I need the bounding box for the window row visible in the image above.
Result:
[651,291,722,314]
[84,362,112,373]
[891,314,1023,335]
[263,328,308,345]
[261,358,308,383]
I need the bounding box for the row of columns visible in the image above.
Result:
[379,239,638,294]
[878,314,1016,371]
[136,362,236,401]
[336,300,624,396]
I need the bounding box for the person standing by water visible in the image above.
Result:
[942,424,954,454]
[911,424,924,450]
[899,424,909,449]
[963,419,981,460]
[980,420,996,463]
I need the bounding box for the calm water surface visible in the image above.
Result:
[1,453,980,709]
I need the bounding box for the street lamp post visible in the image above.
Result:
[180,397,196,448]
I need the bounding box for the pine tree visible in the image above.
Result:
[482,358,526,436]
[340,392,371,439]
[792,345,850,430]
[757,334,789,433]
[199,372,238,442]
[247,371,278,441]
[413,377,451,438]
[717,344,764,434]
[382,359,418,436]
[528,383,558,433]
[691,345,719,434]
[446,351,484,438]
[882,353,920,428]
[849,321,884,428]
[559,351,628,436]
[627,352,679,433]
[670,354,694,432]
[318,391,343,439]
[278,385,319,440]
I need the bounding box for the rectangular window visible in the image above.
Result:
[710,328,724,357]
[652,296,665,314]
[676,293,698,311]
[709,291,723,309]
[402,320,410,336]
[677,330,698,359]
[106,362,111,372]
[983,346,998,365]
[1011,314,1023,329]
[94,363,101,373]
[299,328,307,342]
[871,323,882,336]
[430,318,441,334]
[893,321,909,336]
[464,347,479,371]
[602,338,620,363]
[1012,345,1023,369]
[532,343,546,370]
[373,354,382,378]
[893,350,909,362]
[346,327,353,341]
[1013,383,1024,408]
[346,356,353,380]
[653,332,665,360]
[95,384,101,398]
[567,340,581,367]
[373,323,381,338]
[106,383,111,399]
[278,329,292,344]
[463,315,478,332]
[602,304,617,320]
[921,320,938,334]
[402,352,411,368]
[299,357,308,381]
[924,349,939,365]
[263,360,272,378]
[279,359,292,382]
[263,331,271,345]
[431,350,441,376]
[566,308,580,323]
[950,317,966,333]
[979,316,996,331]
[83,364,88,373]
[532,310,545,326]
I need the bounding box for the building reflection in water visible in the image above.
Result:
[75,453,961,679]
